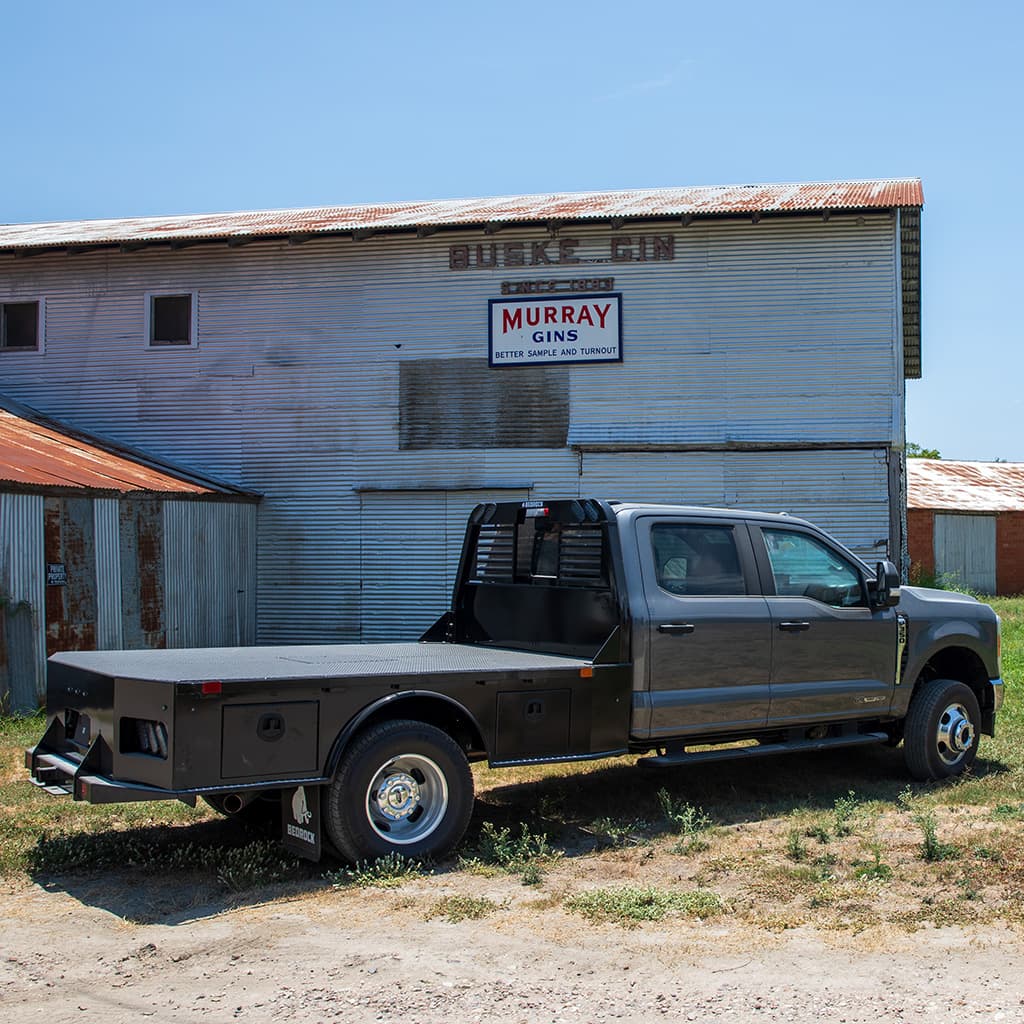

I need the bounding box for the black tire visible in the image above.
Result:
[903,678,981,781]
[325,719,474,864]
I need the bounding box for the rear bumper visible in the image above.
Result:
[25,746,197,805]
[25,744,328,806]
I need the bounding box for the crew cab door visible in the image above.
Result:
[637,516,772,739]
[750,524,898,724]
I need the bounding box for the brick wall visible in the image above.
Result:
[907,508,935,583]
[997,511,1024,596]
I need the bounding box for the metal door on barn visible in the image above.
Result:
[934,514,996,594]
[358,488,529,642]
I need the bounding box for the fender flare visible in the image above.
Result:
[324,690,487,778]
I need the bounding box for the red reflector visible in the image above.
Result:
[201,681,223,695]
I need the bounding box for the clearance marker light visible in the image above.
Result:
[579,666,594,678]
[201,680,223,695]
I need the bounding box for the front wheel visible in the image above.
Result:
[903,678,981,781]
[324,719,474,863]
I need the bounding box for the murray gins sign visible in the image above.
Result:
[489,293,622,367]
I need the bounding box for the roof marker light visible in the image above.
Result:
[201,681,223,695]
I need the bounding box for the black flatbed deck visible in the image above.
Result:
[49,643,592,684]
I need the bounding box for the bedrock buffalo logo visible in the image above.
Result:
[291,786,312,826]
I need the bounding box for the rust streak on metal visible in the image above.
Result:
[0,407,227,494]
[0,179,924,252]
[907,460,1024,513]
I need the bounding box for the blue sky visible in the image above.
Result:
[3,1,1021,459]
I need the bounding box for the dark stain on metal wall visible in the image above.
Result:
[399,358,569,449]
[0,599,37,713]
[120,498,166,649]
[44,497,98,656]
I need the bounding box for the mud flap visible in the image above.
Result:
[281,784,322,861]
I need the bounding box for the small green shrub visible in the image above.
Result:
[588,817,647,847]
[328,852,424,888]
[915,811,958,862]
[215,842,298,892]
[472,821,552,871]
[786,828,807,862]
[566,885,725,925]
[852,843,893,882]
[832,791,859,837]
[426,894,501,922]
[657,790,712,852]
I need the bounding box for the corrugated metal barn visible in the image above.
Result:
[0,396,258,711]
[0,178,923,645]
[908,459,1024,595]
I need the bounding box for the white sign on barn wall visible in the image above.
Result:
[488,293,622,367]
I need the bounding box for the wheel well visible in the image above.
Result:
[913,646,992,711]
[333,696,487,772]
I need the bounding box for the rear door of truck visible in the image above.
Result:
[635,514,772,739]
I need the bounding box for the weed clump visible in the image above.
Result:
[657,789,713,853]
[327,852,425,888]
[566,885,725,926]
[914,810,959,862]
[426,894,502,922]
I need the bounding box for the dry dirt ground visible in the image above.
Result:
[4,866,1024,1024]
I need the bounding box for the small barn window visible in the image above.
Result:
[146,292,196,347]
[1,301,41,351]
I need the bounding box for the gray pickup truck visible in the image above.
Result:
[27,499,1003,864]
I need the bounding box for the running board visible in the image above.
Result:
[638,731,889,768]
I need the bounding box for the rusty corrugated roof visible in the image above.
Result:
[907,459,1024,512]
[0,178,923,251]
[0,396,255,496]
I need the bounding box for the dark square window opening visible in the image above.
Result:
[150,294,192,346]
[1,302,39,350]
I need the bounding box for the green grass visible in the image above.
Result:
[426,894,502,922]
[565,886,725,925]
[4,596,1024,932]
[327,852,425,888]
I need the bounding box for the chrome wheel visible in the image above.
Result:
[936,702,976,766]
[365,753,449,845]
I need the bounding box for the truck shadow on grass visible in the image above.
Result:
[27,746,1011,924]
[27,816,327,925]
[472,744,1013,855]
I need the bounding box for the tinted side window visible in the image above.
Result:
[651,523,746,596]
[763,528,865,607]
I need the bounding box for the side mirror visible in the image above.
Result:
[869,559,901,608]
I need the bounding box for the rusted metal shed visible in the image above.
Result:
[0,395,259,713]
[907,459,1024,595]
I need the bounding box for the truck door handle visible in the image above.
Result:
[659,623,696,635]
[778,621,811,632]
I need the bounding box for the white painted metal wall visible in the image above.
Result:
[0,214,904,643]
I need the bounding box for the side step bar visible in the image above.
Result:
[638,731,889,768]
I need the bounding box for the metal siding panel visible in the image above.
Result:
[581,449,892,559]
[934,514,997,594]
[94,498,123,649]
[164,500,257,648]
[0,492,45,707]
[0,214,900,641]
[359,488,530,643]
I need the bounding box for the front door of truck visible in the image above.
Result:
[637,516,772,739]
[750,525,898,724]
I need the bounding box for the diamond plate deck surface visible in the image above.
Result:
[50,643,589,683]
